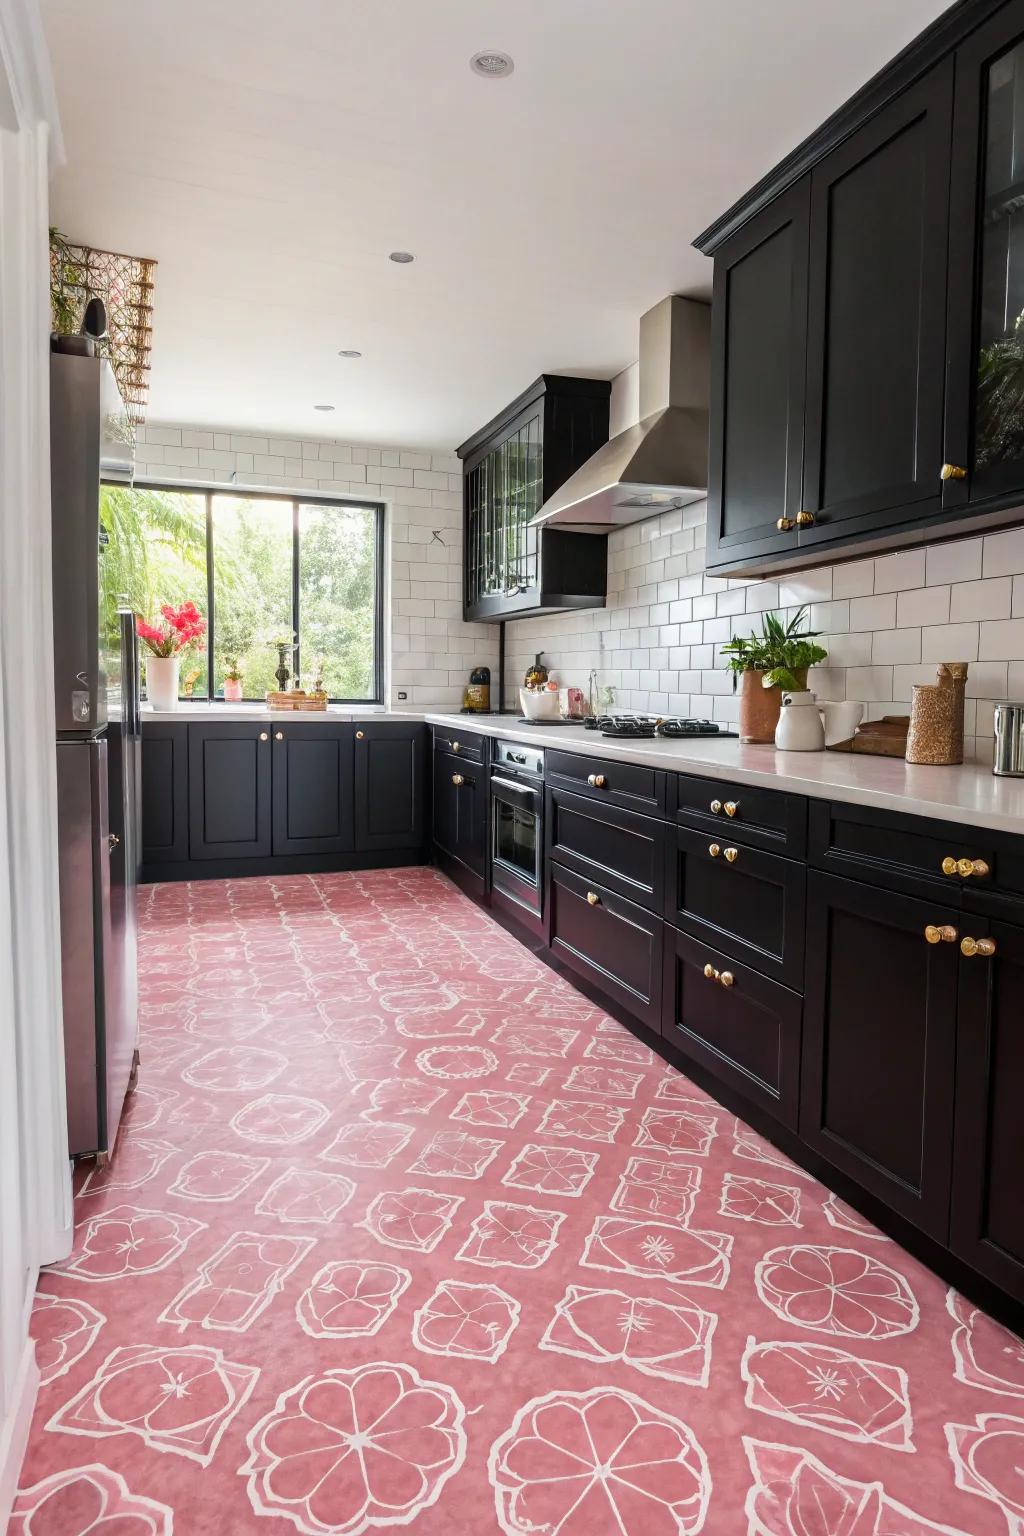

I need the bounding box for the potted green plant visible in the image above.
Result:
[720,607,828,744]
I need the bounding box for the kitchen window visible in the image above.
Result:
[99,483,384,702]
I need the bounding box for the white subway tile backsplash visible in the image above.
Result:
[896,585,951,628]
[980,619,1024,660]
[920,623,980,662]
[832,560,875,599]
[872,628,922,664]
[778,571,833,606]
[949,577,1013,622]
[850,594,897,631]
[874,549,927,593]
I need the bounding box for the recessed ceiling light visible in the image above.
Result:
[314,404,335,412]
[388,251,415,264]
[338,349,362,359]
[471,50,514,78]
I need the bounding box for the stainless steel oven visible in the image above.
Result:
[490,740,544,918]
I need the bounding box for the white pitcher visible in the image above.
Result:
[819,700,864,746]
[775,690,825,751]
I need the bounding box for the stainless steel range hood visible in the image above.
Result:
[531,295,709,533]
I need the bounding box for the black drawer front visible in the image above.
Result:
[964,831,1024,923]
[547,749,666,815]
[549,862,663,1030]
[663,928,802,1130]
[809,799,997,904]
[547,788,665,912]
[672,772,806,857]
[666,825,806,989]
[432,727,486,764]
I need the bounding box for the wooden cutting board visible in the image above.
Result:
[827,715,910,757]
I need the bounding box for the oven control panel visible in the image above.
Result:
[493,740,545,778]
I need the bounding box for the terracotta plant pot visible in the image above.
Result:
[738,667,810,743]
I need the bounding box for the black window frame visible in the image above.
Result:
[102,480,386,705]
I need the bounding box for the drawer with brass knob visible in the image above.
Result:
[942,855,990,879]
[549,862,663,1032]
[431,728,484,763]
[960,935,996,958]
[674,773,805,858]
[451,773,465,787]
[776,516,795,532]
[796,510,816,527]
[547,749,666,815]
[809,800,997,904]
[924,923,958,944]
[940,462,967,481]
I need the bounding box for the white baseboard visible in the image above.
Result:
[0,1339,39,1532]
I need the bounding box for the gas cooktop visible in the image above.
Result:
[583,715,738,740]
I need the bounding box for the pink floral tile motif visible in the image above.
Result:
[536,1098,625,1143]
[634,1104,718,1157]
[506,1062,552,1086]
[319,1120,413,1169]
[946,1411,1024,1533]
[407,1129,504,1180]
[254,1168,356,1224]
[48,1206,205,1284]
[360,1186,464,1253]
[609,1158,701,1223]
[377,980,460,1017]
[413,1280,520,1363]
[719,1173,803,1228]
[743,1438,963,1536]
[456,1201,565,1269]
[489,1386,710,1536]
[415,1044,499,1079]
[741,1337,913,1450]
[733,1118,815,1181]
[10,1464,172,1535]
[159,1231,315,1332]
[822,1191,889,1240]
[362,1078,446,1119]
[502,1143,599,1199]
[540,1284,716,1387]
[167,1150,270,1204]
[337,1042,407,1082]
[583,1033,654,1066]
[654,1077,713,1104]
[119,1084,175,1131]
[580,1215,732,1288]
[562,1063,643,1099]
[229,1093,329,1145]
[46,1344,259,1466]
[319,1013,385,1046]
[242,1361,466,1536]
[948,1290,1024,1398]
[77,1137,176,1197]
[451,1089,531,1129]
[755,1246,919,1340]
[296,1261,411,1339]
[490,1022,579,1057]
[30,1294,104,1385]
[395,1007,488,1039]
[180,1044,288,1092]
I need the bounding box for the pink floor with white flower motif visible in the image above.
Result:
[13,867,1024,1534]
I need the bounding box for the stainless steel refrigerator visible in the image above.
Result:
[51,353,141,1160]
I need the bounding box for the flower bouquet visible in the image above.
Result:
[137,602,206,710]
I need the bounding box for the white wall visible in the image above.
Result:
[131,423,499,709]
[0,0,73,1521]
[507,368,1024,753]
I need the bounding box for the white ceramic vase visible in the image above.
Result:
[146,655,180,711]
[775,689,825,751]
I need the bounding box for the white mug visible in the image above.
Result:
[819,700,864,746]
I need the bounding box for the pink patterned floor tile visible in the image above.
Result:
[17,866,1021,1533]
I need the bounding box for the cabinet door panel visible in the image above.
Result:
[272,724,354,855]
[547,788,665,912]
[455,759,488,876]
[801,871,957,1239]
[354,724,426,851]
[189,724,271,860]
[141,723,188,864]
[549,862,662,1031]
[951,920,1024,1301]
[801,62,953,542]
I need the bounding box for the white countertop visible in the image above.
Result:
[141,704,426,724]
[424,712,1024,837]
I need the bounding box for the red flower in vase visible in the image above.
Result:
[137,604,206,657]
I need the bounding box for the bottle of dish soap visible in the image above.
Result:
[524,653,548,689]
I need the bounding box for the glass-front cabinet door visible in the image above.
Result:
[463,409,542,611]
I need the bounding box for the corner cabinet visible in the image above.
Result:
[699,0,1024,577]
[457,375,611,621]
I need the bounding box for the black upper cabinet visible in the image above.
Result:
[272,723,354,856]
[353,723,427,852]
[457,375,611,622]
[189,723,272,861]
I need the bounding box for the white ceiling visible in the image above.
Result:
[44,0,950,449]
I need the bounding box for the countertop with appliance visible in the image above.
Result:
[423,712,1024,836]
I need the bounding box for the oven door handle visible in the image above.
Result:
[490,775,541,807]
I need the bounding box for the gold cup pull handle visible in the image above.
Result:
[720,971,735,988]
[724,801,739,818]
[587,773,607,789]
[710,799,723,815]
[795,510,816,527]
[275,730,284,740]
[451,741,460,752]
[708,842,721,858]
[724,846,739,863]
[355,729,365,740]
[259,731,269,742]
[941,463,968,481]
[703,963,719,981]
[776,517,795,532]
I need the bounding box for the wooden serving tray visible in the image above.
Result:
[266,690,328,712]
[828,715,909,757]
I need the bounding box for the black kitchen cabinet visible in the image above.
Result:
[433,750,487,877]
[354,723,427,852]
[951,918,1024,1302]
[188,722,272,861]
[272,722,354,856]
[801,870,958,1241]
[141,722,188,864]
[549,861,663,1031]
[547,788,665,913]
[457,375,611,622]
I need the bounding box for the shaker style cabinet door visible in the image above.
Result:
[801,871,958,1241]
[799,60,954,549]
[141,723,188,864]
[188,723,272,860]
[271,723,354,856]
[705,178,810,570]
[353,723,427,852]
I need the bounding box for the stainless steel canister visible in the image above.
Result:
[993,702,1024,776]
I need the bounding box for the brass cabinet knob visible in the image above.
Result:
[796,510,816,527]
[724,801,739,818]
[776,517,795,532]
[710,799,723,814]
[451,773,464,787]
[924,924,958,944]
[961,935,996,958]
[709,842,721,858]
[451,741,460,752]
[957,857,989,878]
[703,963,719,981]
[587,773,607,788]
[941,856,958,876]
[724,846,739,863]
[941,463,968,481]
[259,731,269,741]
[720,971,735,988]
[275,730,284,740]
[586,890,601,906]
[355,729,365,740]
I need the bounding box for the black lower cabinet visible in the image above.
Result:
[141,723,188,864]
[663,927,802,1130]
[547,788,664,911]
[433,751,487,876]
[189,723,272,861]
[272,723,354,855]
[354,723,427,852]
[951,919,1024,1301]
[801,870,958,1240]
[549,862,662,1031]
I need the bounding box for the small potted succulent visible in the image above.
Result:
[720,607,828,744]
[137,602,206,711]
